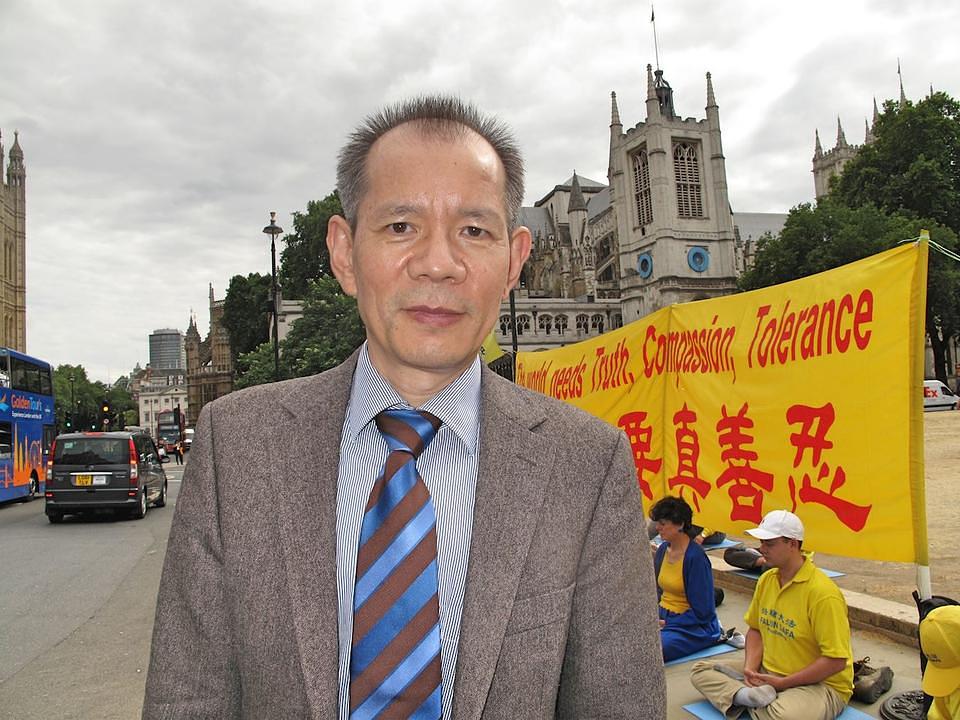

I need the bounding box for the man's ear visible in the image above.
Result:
[327,215,358,297]
[502,225,532,300]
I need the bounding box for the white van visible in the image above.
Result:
[923,380,958,411]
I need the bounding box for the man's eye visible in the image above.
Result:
[389,222,410,234]
[465,226,486,237]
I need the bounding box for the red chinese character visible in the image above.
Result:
[786,403,872,531]
[715,403,774,523]
[667,403,711,511]
[617,411,662,500]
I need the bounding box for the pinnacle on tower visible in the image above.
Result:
[9,130,23,159]
[568,172,588,213]
[898,61,907,106]
[706,72,716,108]
[872,97,880,126]
[836,117,847,148]
[610,91,621,126]
[814,129,823,158]
[864,117,873,144]
[646,64,657,102]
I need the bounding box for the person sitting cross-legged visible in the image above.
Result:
[689,510,853,719]
[650,495,722,662]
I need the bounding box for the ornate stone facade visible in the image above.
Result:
[0,130,26,351]
[496,67,786,353]
[184,285,234,427]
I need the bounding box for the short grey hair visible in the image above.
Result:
[336,95,525,230]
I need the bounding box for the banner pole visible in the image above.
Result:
[912,230,932,600]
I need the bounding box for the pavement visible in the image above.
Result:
[663,557,927,719]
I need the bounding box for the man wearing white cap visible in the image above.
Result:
[920,605,960,720]
[690,510,854,719]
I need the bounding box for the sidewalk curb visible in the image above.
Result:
[709,556,920,648]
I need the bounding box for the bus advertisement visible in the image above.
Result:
[0,348,56,503]
[156,409,182,453]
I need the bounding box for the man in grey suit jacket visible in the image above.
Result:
[143,95,665,719]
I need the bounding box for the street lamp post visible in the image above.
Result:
[263,211,284,382]
[68,374,75,429]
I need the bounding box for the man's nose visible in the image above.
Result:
[407,228,467,282]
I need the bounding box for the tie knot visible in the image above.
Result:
[374,408,441,459]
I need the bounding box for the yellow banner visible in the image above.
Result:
[517,241,928,563]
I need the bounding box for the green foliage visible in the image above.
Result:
[233,277,365,388]
[278,192,344,299]
[833,93,960,232]
[52,365,135,431]
[222,273,271,359]
[282,276,366,377]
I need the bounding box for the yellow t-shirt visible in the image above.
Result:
[658,555,690,614]
[928,689,960,720]
[745,558,854,702]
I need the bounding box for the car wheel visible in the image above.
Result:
[131,489,148,520]
[154,480,167,508]
[47,511,63,524]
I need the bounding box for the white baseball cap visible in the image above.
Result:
[745,510,805,541]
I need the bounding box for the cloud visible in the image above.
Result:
[1,0,958,382]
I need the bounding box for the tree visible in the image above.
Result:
[833,93,960,232]
[278,192,343,299]
[221,273,271,359]
[282,276,366,377]
[233,277,365,388]
[52,365,134,431]
[830,91,960,381]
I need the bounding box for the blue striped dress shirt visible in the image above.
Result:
[336,344,481,719]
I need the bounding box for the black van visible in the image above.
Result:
[44,431,169,523]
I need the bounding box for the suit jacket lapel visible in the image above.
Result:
[273,357,358,719]
[452,371,556,720]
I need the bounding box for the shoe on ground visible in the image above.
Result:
[726,631,746,649]
[852,659,894,703]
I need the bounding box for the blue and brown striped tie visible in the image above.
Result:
[350,409,443,720]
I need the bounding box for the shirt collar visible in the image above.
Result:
[344,342,482,452]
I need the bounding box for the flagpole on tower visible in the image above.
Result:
[651,4,660,71]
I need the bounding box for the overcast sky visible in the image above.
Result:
[2,0,957,384]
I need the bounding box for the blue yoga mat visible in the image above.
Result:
[730,567,845,581]
[683,699,873,719]
[650,536,739,550]
[665,642,738,667]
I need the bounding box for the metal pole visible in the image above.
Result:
[263,211,284,382]
[509,288,519,354]
[68,375,75,429]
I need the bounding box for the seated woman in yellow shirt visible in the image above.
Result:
[650,496,722,661]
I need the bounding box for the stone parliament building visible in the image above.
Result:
[497,65,788,354]
[0,130,26,352]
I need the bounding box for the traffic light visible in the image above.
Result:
[101,401,111,430]
[65,413,72,429]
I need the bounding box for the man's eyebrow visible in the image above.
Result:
[458,207,504,223]
[370,203,424,218]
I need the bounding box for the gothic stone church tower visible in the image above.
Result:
[608,66,738,322]
[0,130,26,352]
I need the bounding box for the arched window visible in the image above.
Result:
[538,314,552,335]
[516,314,531,336]
[591,314,605,334]
[576,314,590,336]
[673,142,703,217]
[555,315,568,336]
[499,314,512,335]
[633,150,654,227]
[612,313,623,330]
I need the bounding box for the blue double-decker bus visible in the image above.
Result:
[0,348,56,503]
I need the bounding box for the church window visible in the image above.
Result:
[538,314,553,335]
[591,314,605,334]
[612,313,623,330]
[516,314,531,336]
[499,314,512,335]
[555,315,568,335]
[633,150,654,227]
[673,142,704,217]
[576,314,590,336]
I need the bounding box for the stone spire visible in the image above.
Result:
[6,130,24,186]
[865,117,874,144]
[706,72,717,108]
[872,97,880,126]
[836,117,848,148]
[898,61,907,106]
[610,91,621,127]
[568,172,588,213]
[645,64,661,120]
[814,129,823,158]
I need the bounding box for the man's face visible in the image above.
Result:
[758,536,798,568]
[328,123,530,396]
